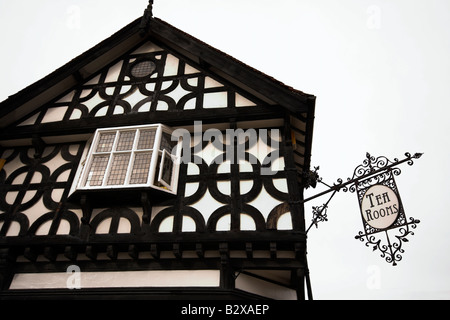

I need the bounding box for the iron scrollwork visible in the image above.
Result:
[355,217,420,266]
[351,152,422,266]
[347,152,422,194]
[311,204,328,229]
[306,152,422,265]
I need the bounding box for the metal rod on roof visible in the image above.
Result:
[140,0,154,34]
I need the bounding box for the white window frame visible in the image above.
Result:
[75,124,182,195]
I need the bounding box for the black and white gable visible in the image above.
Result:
[0,16,315,174]
[0,7,316,299]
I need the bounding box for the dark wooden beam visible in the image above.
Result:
[0,106,282,141]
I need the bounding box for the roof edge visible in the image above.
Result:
[0,17,142,118]
[0,14,315,122]
[150,17,315,110]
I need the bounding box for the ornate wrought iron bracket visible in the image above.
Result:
[304,152,423,265]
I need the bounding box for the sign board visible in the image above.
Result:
[360,184,399,230]
[351,153,421,265]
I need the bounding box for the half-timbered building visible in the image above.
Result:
[0,5,316,300]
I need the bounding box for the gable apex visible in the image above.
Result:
[0,15,314,128]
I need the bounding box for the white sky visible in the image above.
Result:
[1,0,449,299]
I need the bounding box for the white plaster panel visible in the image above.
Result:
[51,188,64,203]
[217,159,231,173]
[217,181,231,195]
[246,135,277,166]
[132,41,163,54]
[68,144,80,157]
[188,189,224,227]
[187,77,198,87]
[156,100,169,111]
[55,90,75,103]
[5,191,18,205]
[136,101,151,112]
[56,219,71,235]
[163,54,179,76]
[271,156,285,172]
[105,60,123,83]
[83,92,106,113]
[94,106,108,117]
[113,105,125,115]
[1,152,25,179]
[41,107,68,123]
[235,273,297,300]
[69,108,83,120]
[186,162,200,175]
[8,221,21,236]
[35,220,52,235]
[17,113,39,126]
[123,88,147,108]
[194,141,225,167]
[117,217,131,233]
[22,190,37,204]
[204,76,224,88]
[84,75,101,86]
[43,150,69,177]
[235,93,257,107]
[239,180,253,194]
[151,206,169,223]
[184,182,199,197]
[273,178,288,193]
[247,185,283,222]
[240,214,256,231]
[185,64,200,74]
[277,212,293,230]
[11,172,27,185]
[181,216,196,232]
[158,216,173,232]
[22,196,47,227]
[166,82,191,104]
[79,88,94,99]
[203,92,228,108]
[216,214,231,231]
[96,217,112,234]
[9,270,220,289]
[183,97,196,110]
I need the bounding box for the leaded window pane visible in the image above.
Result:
[85,155,109,186]
[116,130,136,151]
[160,132,176,152]
[130,152,152,184]
[131,60,156,78]
[137,130,156,149]
[160,153,174,186]
[96,133,116,152]
[106,153,131,185]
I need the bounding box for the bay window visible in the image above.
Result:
[76,124,181,194]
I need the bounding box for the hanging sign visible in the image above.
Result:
[305,152,422,266]
[351,153,421,266]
